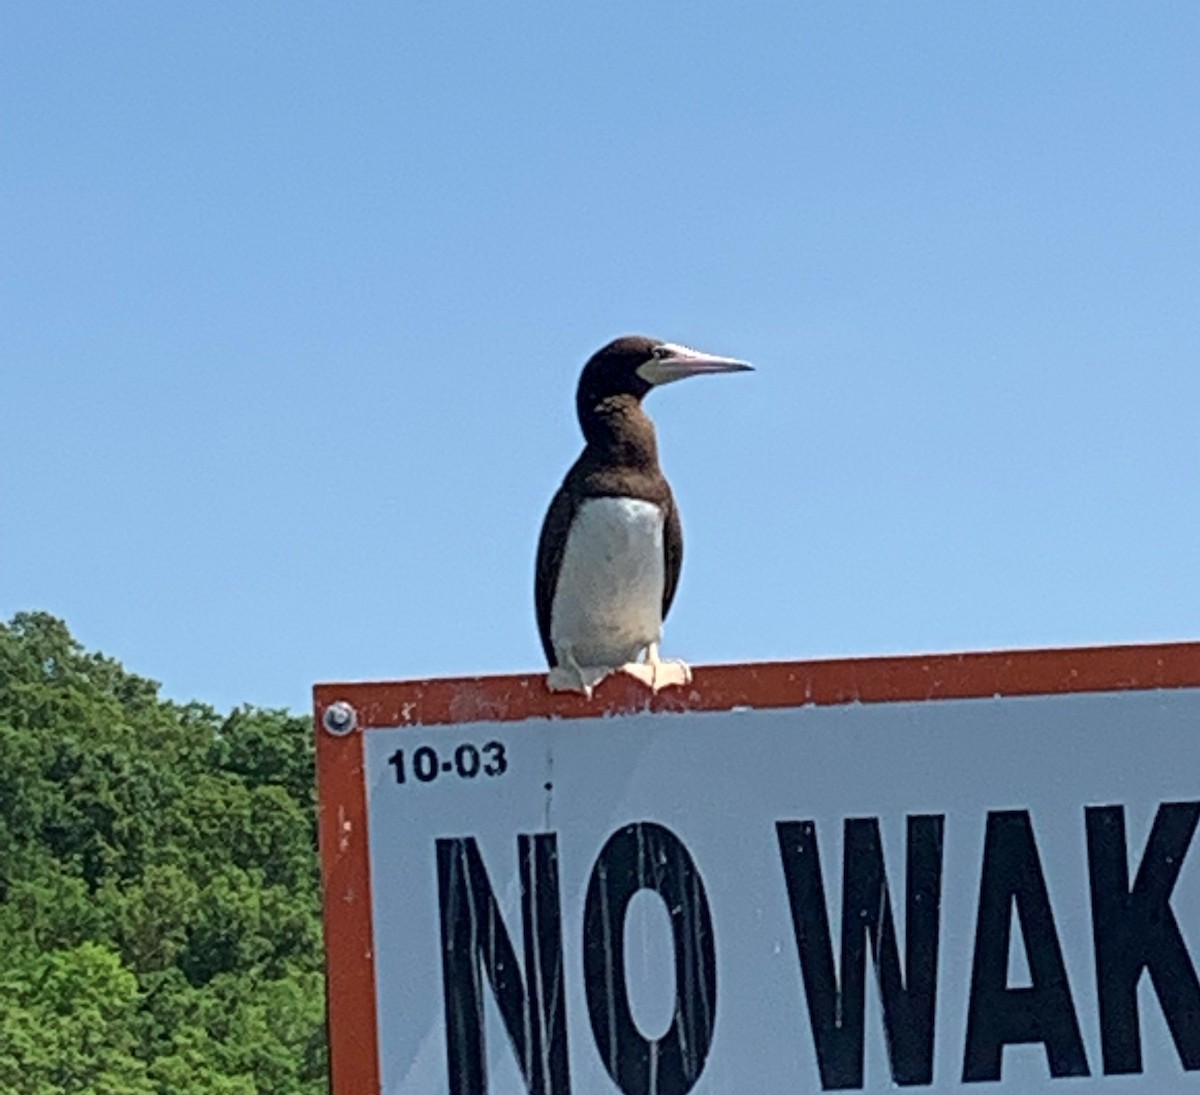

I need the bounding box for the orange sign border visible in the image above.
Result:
[314,641,1200,1094]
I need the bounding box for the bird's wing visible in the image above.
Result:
[534,486,575,667]
[662,493,684,621]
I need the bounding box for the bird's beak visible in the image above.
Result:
[636,343,754,387]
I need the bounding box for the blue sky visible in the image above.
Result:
[3,4,1198,713]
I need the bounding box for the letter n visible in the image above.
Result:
[436,834,569,1095]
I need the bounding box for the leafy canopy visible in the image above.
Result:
[0,613,327,1094]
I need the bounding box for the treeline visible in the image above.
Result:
[0,612,327,1093]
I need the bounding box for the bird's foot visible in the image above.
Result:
[619,657,693,693]
[546,664,613,700]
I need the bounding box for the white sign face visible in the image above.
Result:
[358,687,1200,1094]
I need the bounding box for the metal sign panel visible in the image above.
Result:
[315,644,1200,1094]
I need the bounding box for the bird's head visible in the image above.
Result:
[575,335,752,426]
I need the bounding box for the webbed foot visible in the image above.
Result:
[619,644,693,693]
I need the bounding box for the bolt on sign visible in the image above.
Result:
[314,643,1200,1095]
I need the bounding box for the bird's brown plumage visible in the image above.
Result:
[536,339,684,668]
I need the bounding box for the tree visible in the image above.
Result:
[0,613,328,1093]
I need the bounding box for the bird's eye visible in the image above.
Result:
[652,345,670,359]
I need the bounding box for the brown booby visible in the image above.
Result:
[535,335,752,696]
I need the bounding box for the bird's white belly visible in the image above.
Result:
[550,497,665,668]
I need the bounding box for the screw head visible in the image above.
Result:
[322,701,358,737]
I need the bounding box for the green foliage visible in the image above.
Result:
[0,613,327,1093]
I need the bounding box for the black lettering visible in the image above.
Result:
[962,810,1089,1082]
[1086,801,1200,1074]
[776,816,944,1088]
[436,834,569,1095]
[582,822,717,1095]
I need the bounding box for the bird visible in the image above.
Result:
[535,335,752,697]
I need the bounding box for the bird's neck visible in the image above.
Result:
[579,394,660,468]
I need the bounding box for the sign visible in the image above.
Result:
[314,643,1200,1094]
